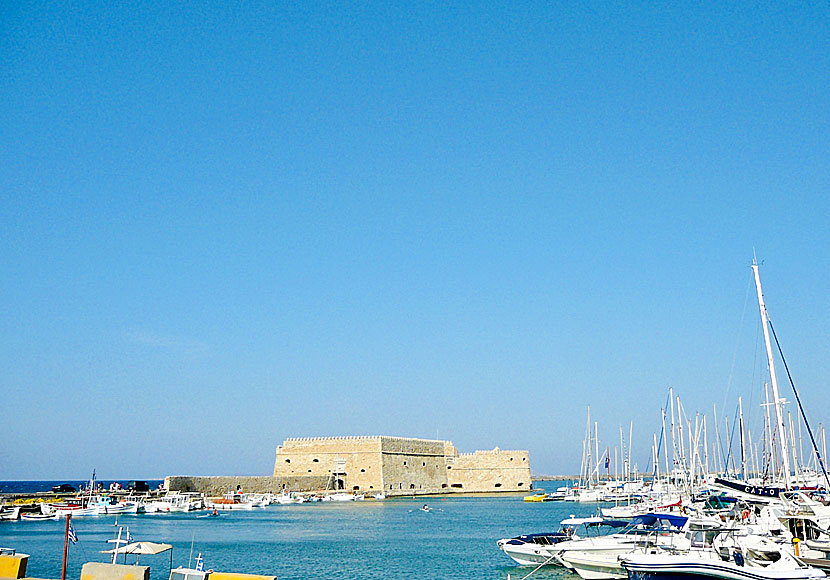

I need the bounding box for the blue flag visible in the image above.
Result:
[195,554,204,572]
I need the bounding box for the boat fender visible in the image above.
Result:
[733,550,744,567]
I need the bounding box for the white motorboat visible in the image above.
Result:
[620,530,826,580]
[274,492,299,505]
[555,514,691,575]
[497,516,607,566]
[241,493,272,507]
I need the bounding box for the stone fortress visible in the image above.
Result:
[272,436,532,496]
[166,435,532,497]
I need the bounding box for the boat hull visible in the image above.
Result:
[622,555,826,580]
[561,550,628,579]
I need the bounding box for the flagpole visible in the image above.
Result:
[61,514,71,580]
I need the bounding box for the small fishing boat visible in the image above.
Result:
[43,500,98,517]
[205,493,255,511]
[0,506,20,521]
[147,493,197,513]
[323,493,357,502]
[21,512,57,521]
[88,495,133,515]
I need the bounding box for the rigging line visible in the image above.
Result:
[720,269,754,421]
[649,390,671,491]
[767,319,830,491]
[723,404,740,478]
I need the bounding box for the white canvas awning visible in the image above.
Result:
[101,541,173,555]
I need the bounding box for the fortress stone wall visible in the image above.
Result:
[273,436,531,496]
[165,475,330,495]
[448,448,531,492]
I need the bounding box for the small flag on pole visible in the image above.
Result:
[126,528,133,543]
[68,524,78,544]
[605,455,609,469]
[195,554,204,572]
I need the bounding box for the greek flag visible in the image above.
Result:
[68,524,78,544]
[195,554,204,572]
[126,529,133,543]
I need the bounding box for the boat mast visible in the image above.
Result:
[762,382,774,481]
[713,404,723,475]
[661,407,670,479]
[739,397,748,481]
[594,421,599,487]
[669,388,677,477]
[703,415,709,477]
[752,260,792,489]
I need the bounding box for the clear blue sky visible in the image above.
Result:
[1,1,827,480]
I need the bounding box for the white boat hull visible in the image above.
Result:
[560,550,627,579]
[498,543,560,566]
[621,553,826,580]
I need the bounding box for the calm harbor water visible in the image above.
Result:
[0,493,594,580]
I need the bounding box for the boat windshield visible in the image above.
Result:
[170,569,209,580]
[620,514,688,535]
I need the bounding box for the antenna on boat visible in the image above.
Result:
[188,532,195,568]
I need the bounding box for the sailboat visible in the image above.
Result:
[713,260,830,502]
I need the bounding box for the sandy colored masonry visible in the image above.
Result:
[273,436,532,495]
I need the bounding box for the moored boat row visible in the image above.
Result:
[498,262,830,580]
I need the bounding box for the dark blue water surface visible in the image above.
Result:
[0,493,592,580]
[0,481,164,494]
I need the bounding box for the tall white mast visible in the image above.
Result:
[752,260,792,488]
[713,404,723,474]
[703,414,709,477]
[594,421,600,486]
[669,388,677,475]
[662,407,670,478]
[739,397,748,481]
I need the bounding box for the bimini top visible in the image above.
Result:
[627,513,688,531]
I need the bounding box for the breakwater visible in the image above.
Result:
[164,475,329,495]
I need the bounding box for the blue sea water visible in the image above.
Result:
[0,492,592,580]
[0,481,164,494]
